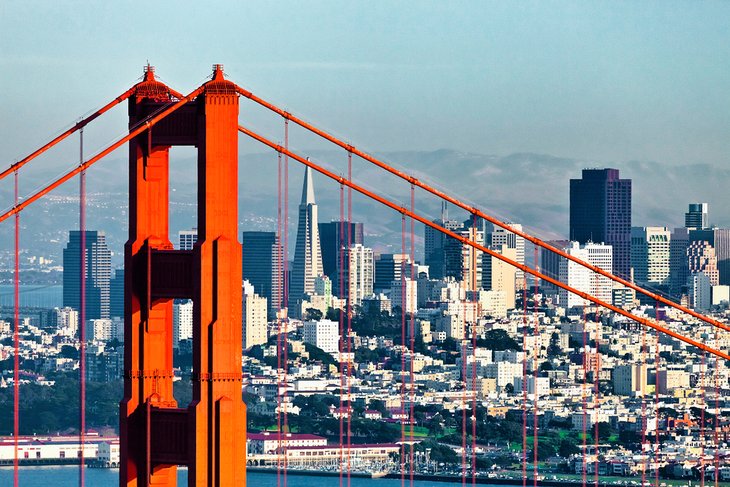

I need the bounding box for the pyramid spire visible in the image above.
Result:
[301,164,316,205]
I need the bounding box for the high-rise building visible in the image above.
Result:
[345,244,374,307]
[424,204,462,280]
[459,226,484,291]
[669,227,690,298]
[685,203,709,230]
[289,167,324,316]
[630,227,671,286]
[490,223,525,289]
[689,228,730,285]
[570,169,631,279]
[319,221,364,288]
[242,280,268,349]
[173,299,193,350]
[374,253,410,292]
[109,268,124,319]
[63,230,112,321]
[558,242,613,308]
[540,240,570,293]
[687,241,719,286]
[178,228,198,250]
[242,231,283,318]
[483,245,517,310]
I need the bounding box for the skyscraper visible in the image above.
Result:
[289,166,324,316]
[110,268,124,319]
[63,230,112,321]
[685,203,709,230]
[242,231,283,318]
[242,280,268,349]
[319,220,364,290]
[178,228,198,250]
[424,203,462,280]
[570,168,631,279]
[558,242,613,308]
[345,244,374,307]
[689,227,730,285]
[490,222,525,289]
[630,227,671,287]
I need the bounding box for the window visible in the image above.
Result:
[36,451,41,459]
[24,452,29,459]
[60,451,66,459]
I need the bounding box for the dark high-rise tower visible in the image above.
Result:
[242,231,283,318]
[685,203,709,230]
[570,168,632,279]
[110,268,124,319]
[319,221,364,291]
[62,230,112,321]
[289,166,323,316]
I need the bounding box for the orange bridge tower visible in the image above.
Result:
[120,65,246,487]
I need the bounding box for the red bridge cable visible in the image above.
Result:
[410,184,416,487]
[581,307,587,487]
[236,123,730,361]
[400,214,407,487]
[283,118,290,487]
[276,151,283,487]
[0,89,135,182]
[522,282,528,487]
[641,320,647,487]
[13,169,20,487]
[593,313,599,487]
[470,213,476,487]
[654,312,660,487]
[79,128,86,487]
[338,183,345,487]
[347,151,354,487]
[533,249,539,487]
[0,87,204,225]
[233,85,730,334]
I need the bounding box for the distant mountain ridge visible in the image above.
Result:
[2,149,727,267]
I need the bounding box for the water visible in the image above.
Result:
[0,285,63,309]
[0,467,473,487]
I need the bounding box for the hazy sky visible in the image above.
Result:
[1,1,729,169]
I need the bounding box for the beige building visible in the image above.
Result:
[612,364,647,396]
[243,281,268,349]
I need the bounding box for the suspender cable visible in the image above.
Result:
[581,307,587,487]
[339,182,345,487]
[233,86,730,335]
[409,184,416,487]
[522,280,528,487]
[237,123,730,360]
[470,214,477,487]
[400,213,407,487]
[532,246,539,487]
[276,150,283,487]
[701,349,706,487]
[714,355,719,487]
[593,313,600,487]
[347,152,354,487]
[13,169,20,487]
[283,118,290,487]
[78,128,86,487]
[641,319,648,487]
[654,308,660,487]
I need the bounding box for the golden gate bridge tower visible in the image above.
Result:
[121,65,245,486]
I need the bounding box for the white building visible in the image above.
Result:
[690,272,712,311]
[347,244,374,307]
[243,280,268,349]
[88,318,113,342]
[514,376,550,398]
[55,307,78,337]
[390,278,417,314]
[631,226,671,285]
[613,364,647,396]
[173,299,194,349]
[559,242,613,308]
[302,319,340,355]
[483,361,523,389]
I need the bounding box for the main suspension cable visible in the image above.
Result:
[237,123,730,361]
[233,85,730,334]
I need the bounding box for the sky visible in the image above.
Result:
[1,1,729,170]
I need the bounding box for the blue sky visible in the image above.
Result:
[1,1,729,168]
